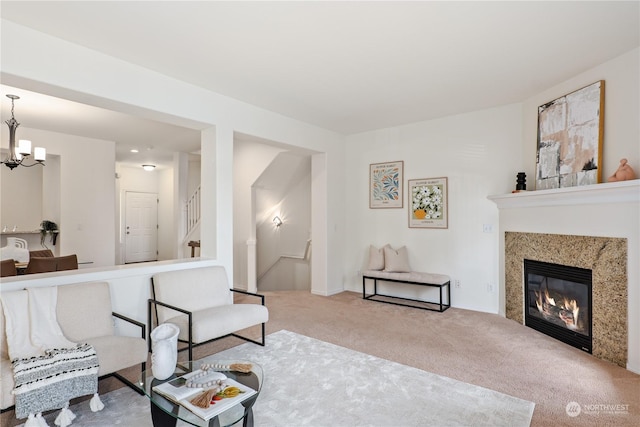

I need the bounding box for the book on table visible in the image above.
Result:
[152,369,257,421]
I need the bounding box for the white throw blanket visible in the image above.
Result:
[0,287,103,426]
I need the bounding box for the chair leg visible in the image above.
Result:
[112,372,144,395]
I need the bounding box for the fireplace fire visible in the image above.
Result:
[524,259,592,353]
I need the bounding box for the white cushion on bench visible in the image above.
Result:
[363,270,450,286]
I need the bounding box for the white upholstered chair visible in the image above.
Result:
[148,266,268,361]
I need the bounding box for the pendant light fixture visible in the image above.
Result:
[2,94,46,170]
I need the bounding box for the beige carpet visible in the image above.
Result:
[2,290,638,426]
[245,290,639,427]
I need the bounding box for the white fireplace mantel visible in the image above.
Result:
[488,180,640,209]
[489,178,640,373]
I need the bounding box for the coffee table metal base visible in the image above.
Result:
[149,395,256,427]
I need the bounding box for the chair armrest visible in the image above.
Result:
[148,298,194,316]
[147,298,194,355]
[112,311,146,339]
[231,288,265,306]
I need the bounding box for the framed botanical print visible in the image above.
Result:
[408,177,448,229]
[536,80,604,189]
[369,161,403,208]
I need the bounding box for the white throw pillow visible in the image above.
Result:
[367,244,388,270]
[367,245,384,270]
[384,246,411,272]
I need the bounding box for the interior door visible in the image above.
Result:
[125,191,158,263]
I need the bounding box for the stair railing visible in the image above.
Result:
[186,185,201,239]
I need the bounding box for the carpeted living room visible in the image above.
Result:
[1,2,639,427]
[1,291,639,426]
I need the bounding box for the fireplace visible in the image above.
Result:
[524,259,593,353]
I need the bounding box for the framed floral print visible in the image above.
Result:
[369,161,403,208]
[408,177,448,229]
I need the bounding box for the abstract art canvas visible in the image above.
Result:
[369,161,403,208]
[536,80,604,189]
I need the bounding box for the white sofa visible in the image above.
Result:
[149,266,269,361]
[0,281,148,411]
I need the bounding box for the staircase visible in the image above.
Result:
[184,185,201,245]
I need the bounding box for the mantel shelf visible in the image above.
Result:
[488,180,640,209]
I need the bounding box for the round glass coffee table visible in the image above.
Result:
[139,359,263,427]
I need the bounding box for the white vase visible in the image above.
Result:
[150,323,180,380]
[0,237,29,263]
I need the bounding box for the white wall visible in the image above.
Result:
[256,162,312,291]
[343,47,639,315]
[0,153,61,254]
[157,167,175,261]
[5,128,116,267]
[522,48,639,182]
[345,104,522,312]
[233,140,285,288]
[0,152,43,231]
[0,258,218,335]
[1,20,345,291]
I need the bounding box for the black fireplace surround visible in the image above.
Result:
[524,259,592,353]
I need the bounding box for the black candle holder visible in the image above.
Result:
[516,172,526,191]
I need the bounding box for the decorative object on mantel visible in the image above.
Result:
[369,161,403,208]
[1,94,46,170]
[40,220,59,247]
[607,158,636,182]
[408,177,448,229]
[513,172,527,193]
[535,80,604,190]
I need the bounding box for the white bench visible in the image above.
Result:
[362,270,451,312]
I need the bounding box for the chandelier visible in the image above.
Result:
[2,94,46,170]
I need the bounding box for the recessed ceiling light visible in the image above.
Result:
[130,149,139,153]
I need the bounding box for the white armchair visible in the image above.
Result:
[148,266,268,361]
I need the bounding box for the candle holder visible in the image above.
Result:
[515,172,527,191]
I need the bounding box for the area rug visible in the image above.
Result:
[216,329,535,427]
[20,329,534,426]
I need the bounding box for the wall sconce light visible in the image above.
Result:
[142,164,156,171]
[273,216,283,227]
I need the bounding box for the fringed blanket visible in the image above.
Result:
[0,287,101,423]
[12,343,99,419]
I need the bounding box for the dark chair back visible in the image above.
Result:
[29,249,54,258]
[24,257,58,274]
[0,259,17,277]
[56,254,78,271]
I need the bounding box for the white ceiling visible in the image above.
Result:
[1,1,638,163]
